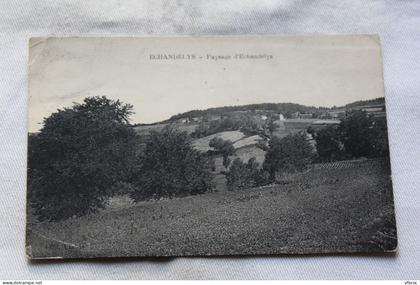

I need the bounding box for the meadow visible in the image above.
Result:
[26,158,396,259]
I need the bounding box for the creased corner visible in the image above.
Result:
[28,37,48,68]
[29,37,47,49]
[25,244,33,259]
[32,231,80,249]
[367,34,381,46]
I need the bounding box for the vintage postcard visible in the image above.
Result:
[26,35,397,259]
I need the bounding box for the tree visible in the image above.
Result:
[28,96,139,221]
[370,117,390,157]
[226,158,269,191]
[208,137,235,168]
[339,110,377,158]
[263,133,314,180]
[131,126,214,201]
[308,111,390,161]
[239,115,261,136]
[311,125,344,162]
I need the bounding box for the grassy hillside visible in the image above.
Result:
[27,158,396,258]
[134,122,199,136]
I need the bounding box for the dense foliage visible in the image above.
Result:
[311,110,389,161]
[263,133,315,180]
[131,126,214,201]
[226,158,269,191]
[28,96,138,221]
[309,125,344,162]
[340,110,389,158]
[29,97,215,221]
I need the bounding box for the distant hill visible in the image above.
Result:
[167,103,324,122]
[342,97,385,109]
[133,97,385,126]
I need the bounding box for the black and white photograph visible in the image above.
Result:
[26,35,397,259]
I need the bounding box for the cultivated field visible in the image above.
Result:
[192,131,246,152]
[26,158,396,259]
[191,130,266,173]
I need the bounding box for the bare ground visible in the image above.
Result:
[26,158,397,259]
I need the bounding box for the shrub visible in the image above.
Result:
[131,126,214,201]
[226,158,270,191]
[339,110,389,158]
[311,125,344,162]
[28,96,139,221]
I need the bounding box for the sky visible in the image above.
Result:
[28,35,385,132]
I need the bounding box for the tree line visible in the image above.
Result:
[224,110,389,191]
[168,102,323,122]
[308,110,389,162]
